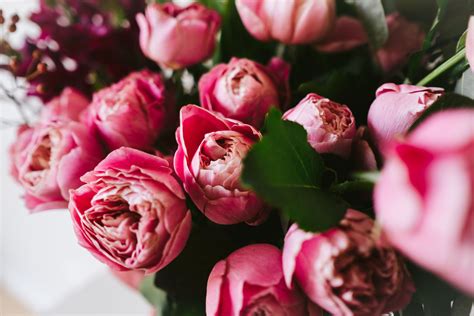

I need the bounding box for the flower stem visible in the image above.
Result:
[416,48,466,86]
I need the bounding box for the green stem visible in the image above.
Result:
[351,171,381,184]
[416,48,466,86]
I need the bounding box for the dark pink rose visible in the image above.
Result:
[137,3,220,69]
[467,16,474,71]
[87,70,170,151]
[374,109,474,295]
[174,105,268,225]
[199,57,290,127]
[206,244,319,316]
[236,0,336,44]
[283,210,415,316]
[283,93,356,158]
[368,83,444,153]
[315,16,368,53]
[69,147,191,273]
[40,87,90,123]
[12,121,104,212]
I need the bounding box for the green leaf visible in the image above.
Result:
[456,30,468,52]
[242,109,348,232]
[451,296,473,316]
[409,93,474,131]
[348,0,388,49]
[139,275,168,311]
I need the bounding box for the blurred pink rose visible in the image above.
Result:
[137,3,220,69]
[236,0,335,44]
[283,210,415,316]
[40,87,90,123]
[199,57,290,127]
[174,105,268,225]
[315,16,368,53]
[374,109,474,295]
[467,16,474,71]
[283,93,356,158]
[368,83,444,153]
[87,70,170,151]
[11,121,104,212]
[69,147,191,273]
[207,244,318,316]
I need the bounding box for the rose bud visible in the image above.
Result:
[315,16,368,53]
[467,16,474,71]
[199,57,290,127]
[207,244,318,316]
[374,109,474,295]
[351,126,377,171]
[12,121,104,212]
[283,93,356,158]
[87,70,170,151]
[174,105,268,225]
[236,0,335,44]
[136,3,220,69]
[283,210,415,316]
[40,87,90,123]
[69,147,192,273]
[367,83,444,153]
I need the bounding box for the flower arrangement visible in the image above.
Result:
[1,0,473,315]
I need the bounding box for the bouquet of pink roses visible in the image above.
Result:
[1,0,473,315]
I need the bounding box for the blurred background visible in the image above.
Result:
[0,0,150,315]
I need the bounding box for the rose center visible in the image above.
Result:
[318,101,352,134]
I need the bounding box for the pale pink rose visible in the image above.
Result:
[12,121,104,212]
[199,57,290,127]
[236,0,335,44]
[136,3,220,69]
[283,210,415,316]
[467,16,474,71]
[40,87,90,123]
[174,105,268,225]
[206,244,319,316]
[87,70,170,151]
[283,93,356,158]
[315,16,368,53]
[10,124,34,182]
[374,109,474,295]
[69,147,191,273]
[367,83,444,153]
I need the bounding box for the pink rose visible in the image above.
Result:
[283,210,415,316]
[367,83,444,153]
[174,105,268,225]
[467,16,474,71]
[136,3,220,69]
[374,109,474,295]
[351,126,378,171]
[87,70,170,151]
[236,0,335,44]
[69,147,192,273]
[40,87,90,123]
[10,124,35,182]
[315,16,368,53]
[111,270,145,290]
[199,57,290,127]
[206,244,318,316]
[283,93,356,158]
[12,121,104,212]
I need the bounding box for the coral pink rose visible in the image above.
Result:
[374,109,474,295]
[40,87,90,123]
[11,121,104,212]
[87,70,170,151]
[206,244,319,316]
[137,3,220,69]
[467,16,474,71]
[199,57,290,127]
[283,93,356,158]
[69,147,191,273]
[315,16,368,53]
[236,0,335,44]
[368,83,444,153]
[174,105,268,225]
[283,210,415,316]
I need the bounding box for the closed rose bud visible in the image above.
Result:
[40,87,90,123]
[87,70,170,151]
[236,0,336,44]
[315,16,368,53]
[374,109,474,295]
[351,126,377,171]
[69,147,192,273]
[136,3,220,69]
[467,16,474,71]
[283,210,415,316]
[283,93,356,158]
[206,244,318,316]
[12,121,104,212]
[199,57,290,127]
[174,105,268,225]
[367,83,444,153]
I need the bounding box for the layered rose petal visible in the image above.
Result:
[40,87,90,123]
[315,16,368,53]
[374,109,474,295]
[283,210,415,316]
[174,105,267,225]
[69,147,191,273]
[283,93,356,158]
